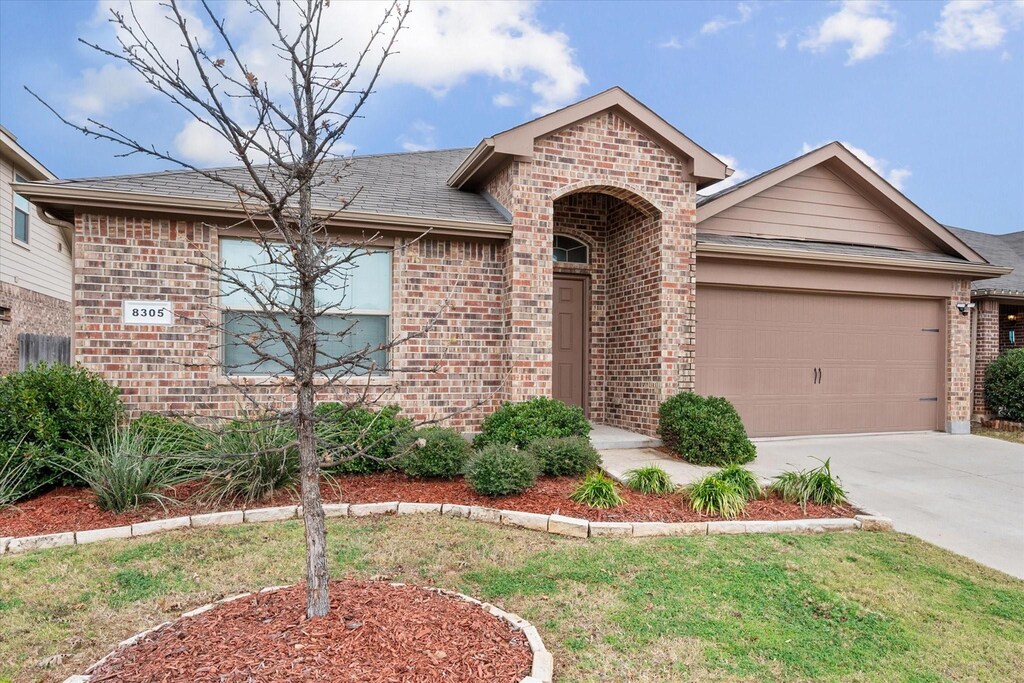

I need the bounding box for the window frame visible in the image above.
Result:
[12,173,30,246]
[218,237,393,378]
[553,233,589,264]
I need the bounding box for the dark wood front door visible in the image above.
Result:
[552,275,587,411]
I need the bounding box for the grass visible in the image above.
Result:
[974,426,1024,446]
[2,518,1023,682]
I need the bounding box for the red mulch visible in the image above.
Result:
[88,580,532,683]
[0,474,857,539]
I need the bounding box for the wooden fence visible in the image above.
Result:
[17,334,71,370]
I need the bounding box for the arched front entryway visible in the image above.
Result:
[550,185,664,433]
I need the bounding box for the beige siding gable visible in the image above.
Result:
[699,164,936,252]
[0,157,72,302]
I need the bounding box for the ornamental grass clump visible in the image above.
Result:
[624,465,676,494]
[770,458,847,512]
[527,436,601,476]
[397,427,472,480]
[202,418,301,505]
[569,471,623,509]
[61,427,198,513]
[465,445,538,497]
[0,441,48,508]
[715,464,763,501]
[685,474,747,519]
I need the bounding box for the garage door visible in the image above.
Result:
[695,286,946,437]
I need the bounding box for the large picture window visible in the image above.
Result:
[219,238,391,376]
[13,174,30,244]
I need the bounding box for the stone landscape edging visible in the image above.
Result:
[0,501,893,557]
[59,582,554,683]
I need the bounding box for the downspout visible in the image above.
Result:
[35,205,75,364]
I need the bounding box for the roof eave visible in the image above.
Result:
[12,183,513,238]
[696,240,1013,279]
[0,130,56,181]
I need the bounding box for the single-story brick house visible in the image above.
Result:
[12,87,1015,437]
[946,226,1024,418]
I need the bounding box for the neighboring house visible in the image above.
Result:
[12,87,1013,436]
[946,226,1024,418]
[0,126,72,374]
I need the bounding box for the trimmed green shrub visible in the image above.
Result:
[398,427,472,479]
[527,437,601,477]
[624,465,676,494]
[465,445,538,497]
[985,348,1024,422]
[715,464,763,501]
[57,427,197,513]
[658,392,756,466]
[0,362,122,488]
[202,418,300,505]
[315,404,413,474]
[128,414,215,455]
[473,397,590,449]
[685,474,746,519]
[569,471,623,508]
[770,458,847,512]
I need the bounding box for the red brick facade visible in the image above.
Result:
[972,298,1024,419]
[946,278,974,432]
[0,282,72,375]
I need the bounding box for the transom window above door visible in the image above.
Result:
[553,234,588,264]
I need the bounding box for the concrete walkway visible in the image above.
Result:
[601,433,1024,579]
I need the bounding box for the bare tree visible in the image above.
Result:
[25,0,463,618]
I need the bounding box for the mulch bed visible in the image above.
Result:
[0,474,857,539]
[88,580,533,683]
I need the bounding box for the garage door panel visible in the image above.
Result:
[696,286,945,437]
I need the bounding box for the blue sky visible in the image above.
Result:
[1,0,1022,233]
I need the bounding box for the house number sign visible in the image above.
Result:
[122,300,174,325]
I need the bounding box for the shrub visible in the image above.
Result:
[57,427,197,513]
[658,392,756,466]
[0,363,122,488]
[128,414,215,455]
[985,349,1024,422]
[715,464,762,501]
[203,418,300,505]
[624,465,676,494]
[528,437,601,477]
[398,427,472,479]
[474,397,590,449]
[770,458,847,512]
[685,474,746,519]
[465,445,538,497]
[315,404,413,474]
[569,471,623,508]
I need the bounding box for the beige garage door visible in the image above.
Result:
[696,286,946,437]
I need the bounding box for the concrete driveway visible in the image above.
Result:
[602,433,1024,579]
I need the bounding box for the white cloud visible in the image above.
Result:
[799,1,896,64]
[173,119,244,166]
[931,0,1024,52]
[701,2,756,35]
[67,64,151,119]
[657,36,684,49]
[776,33,790,49]
[493,92,517,107]
[697,153,751,196]
[802,141,912,190]
[397,121,437,152]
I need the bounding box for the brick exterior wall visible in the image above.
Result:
[999,304,1024,354]
[73,213,506,429]
[485,111,698,435]
[0,281,72,374]
[973,297,1000,417]
[947,278,973,431]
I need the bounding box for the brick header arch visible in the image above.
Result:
[551,181,663,218]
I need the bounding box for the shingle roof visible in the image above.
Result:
[946,226,1024,295]
[38,148,509,225]
[697,233,972,264]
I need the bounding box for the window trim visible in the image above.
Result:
[12,173,30,247]
[553,233,589,264]
[218,237,393,378]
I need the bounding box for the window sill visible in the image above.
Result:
[216,374,395,387]
[10,238,30,251]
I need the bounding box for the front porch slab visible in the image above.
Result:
[589,425,662,451]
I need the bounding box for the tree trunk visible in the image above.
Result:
[297,382,330,618]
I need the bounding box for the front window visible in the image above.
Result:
[553,234,588,264]
[13,174,30,244]
[219,238,391,376]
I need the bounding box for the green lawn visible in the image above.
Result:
[2,517,1022,682]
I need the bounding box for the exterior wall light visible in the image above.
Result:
[956,302,975,316]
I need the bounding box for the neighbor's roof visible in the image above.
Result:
[16,148,511,232]
[947,226,1024,296]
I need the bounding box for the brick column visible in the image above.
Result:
[947,279,973,433]
[657,191,698,405]
[973,298,1000,418]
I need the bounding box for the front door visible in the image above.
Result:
[552,275,587,411]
